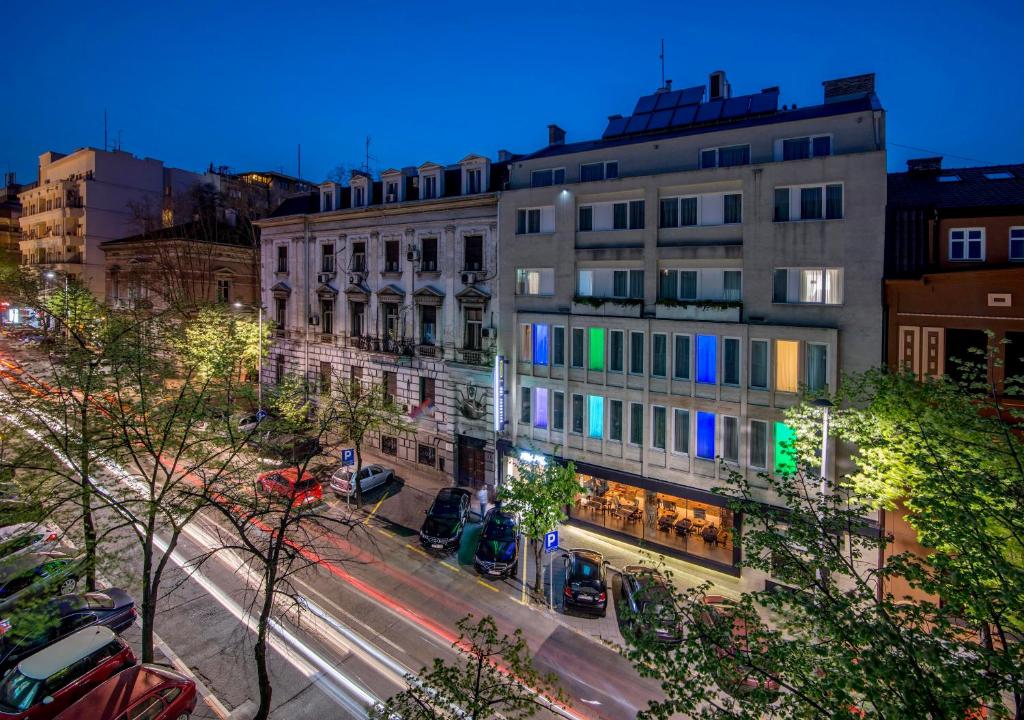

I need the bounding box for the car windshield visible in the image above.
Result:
[483,516,516,542]
[0,670,41,712]
[573,558,601,581]
[431,500,461,518]
[293,478,318,491]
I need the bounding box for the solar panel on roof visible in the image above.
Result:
[632,94,659,114]
[748,91,779,115]
[625,114,651,133]
[721,95,751,119]
[695,100,724,123]
[654,89,683,111]
[647,109,674,131]
[603,116,630,138]
[670,104,698,128]
[677,85,705,105]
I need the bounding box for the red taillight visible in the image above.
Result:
[598,592,607,603]
[45,532,58,543]
[564,586,573,598]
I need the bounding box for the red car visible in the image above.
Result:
[0,626,135,719]
[257,468,322,506]
[696,595,781,695]
[54,664,197,720]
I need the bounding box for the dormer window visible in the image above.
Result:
[422,174,438,199]
[322,191,333,212]
[385,181,399,202]
[353,185,366,207]
[466,168,482,194]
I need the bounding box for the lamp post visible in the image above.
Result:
[235,301,265,409]
[44,271,68,342]
[811,397,833,588]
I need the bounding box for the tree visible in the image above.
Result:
[373,614,565,720]
[498,458,582,595]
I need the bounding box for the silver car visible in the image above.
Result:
[330,464,394,499]
[0,522,71,561]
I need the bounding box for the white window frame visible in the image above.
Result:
[722,336,742,387]
[749,338,770,390]
[530,168,566,188]
[553,325,566,366]
[609,399,624,442]
[651,405,667,451]
[651,332,668,378]
[806,342,830,393]
[421,172,440,199]
[571,328,585,369]
[671,407,690,456]
[949,227,986,262]
[628,330,645,375]
[515,267,554,296]
[773,267,845,305]
[519,323,532,363]
[516,206,553,235]
[774,182,844,222]
[609,329,625,373]
[570,393,585,435]
[672,333,692,380]
[778,133,833,160]
[722,415,740,464]
[579,160,619,182]
[748,419,768,469]
[628,402,644,447]
[1010,227,1024,261]
[700,144,752,169]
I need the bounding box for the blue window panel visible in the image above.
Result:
[587,395,604,439]
[532,324,549,366]
[696,412,715,459]
[696,335,717,384]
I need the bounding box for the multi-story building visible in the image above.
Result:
[497,71,886,584]
[256,155,510,489]
[883,158,1024,600]
[17,148,200,297]
[202,167,316,221]
[1,174,32,264]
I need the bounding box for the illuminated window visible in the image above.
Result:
[696,335,717,384]
[532,324,549,366]
[588,328,605,371]
[774,422,797,474]
[534,388,548,429]
[775,340,799,393]
[587,395,604,438]
[696,412,715,459]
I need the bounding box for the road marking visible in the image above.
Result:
[373,525,396,538]
[154,632,232,719]
[405,543,430,559]
[439,561,460,574]
[476,579,500,593]
[363,490,390,524]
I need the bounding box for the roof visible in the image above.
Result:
[55,664,187,719]
[888,162,1024,210]
[268,192,319,218]
[19,626,117,679]
[519,94,881,162]
[102,219,254,248]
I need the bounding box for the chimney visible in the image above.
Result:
[547,124,566,146]
[497,149,513,162]
[709,70,730,101]
[906,157,943,174]
[822,73,876,103]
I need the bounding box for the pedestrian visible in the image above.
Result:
[476,485,489,521]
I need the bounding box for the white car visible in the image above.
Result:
[0,522,70,560]
[330,464,394,499]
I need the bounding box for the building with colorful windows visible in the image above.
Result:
[497,71,887,585]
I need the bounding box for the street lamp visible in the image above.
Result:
[811,397,833,587]
[44,271,69,340]
[235,301,264,409]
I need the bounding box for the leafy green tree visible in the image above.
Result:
[498,458,582,595]
[373,614,565,720]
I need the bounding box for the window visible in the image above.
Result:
[629,331,644,374]
[420,305,436,344]
[773,188,790,222]
[612,270,628,298]
[381,435,398,456]
[749,420,768,469]
[659,198,678,228]
[274,355,284,384]
[382,303,399,338]
[515,268,554,295]
[351,365,363,385]
[577,270,594,296]
[464,235,483,271]
[680,197,697,226]
[612,200,645,230]
[674,335,691,379]
[320,298,334,335]
[629,200,645,229]
[384,240,400,272]
[723,270,742,301]
[578,205,593,231]
[420,237,438,271]
[274,297,287,331]
[464,307,483,350]
[587,395,604,438]
[679,270,698,300]
[773,268,844,304]
[659,268,677,299]
[609,400,623,441]
[319,361,332,395]
[466,168,482,194]
[723,338,740,385]
[652,334,667,377]
[610,330,624,372]
[722,416,739,463]
[216,279,230,303]
[782,134,831,161]
[750,340,769,389]
[384,371,398,398]
[531,168,565,187]
[696,412,715,459]
[418,444,437,467]
[276,245,288,273]
[723,193,742,224]
[580,161,618,182]
[520,386,531,424]
[353,185,366,206]
[702,144,750,168]
[553,326,565,366]
[534,388,549,429]
[321,243,335,272]
[775,422,797,474]
[520,324,532,362]
[800,186,822,220]
[571,394,584,434]
[1011,228,1024,260]
[553,391,565,430]
[775,184,843,221]
[826,184,843,219]
[516,207,553,234]
[949,228,985,261]
[422,174,438,199]
[652,406,666,450]
[351,242,366,272]
[629,402,643,445]
[696,335,717,385]
[673,409,689,454]
[385,180,399,200]
[776,340,799,393]
[571,328,584,368]
[613,202,627,230]
[629,269,644,298]
[420,376,435,405]
[531,323,549,365]
[588,328,605,371]
[807,343,828,392]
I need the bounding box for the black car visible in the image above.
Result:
[0,588,136,675]
[249,432,322,465]
[473,509,518,578]
[0,552,84,615]
[562,549,608,616]
[420,488,472,552]
[619,565,682,643]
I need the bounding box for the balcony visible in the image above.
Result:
[654,300,742,322]
[348,335,415,357]
[454,348,490,366]
[417,343,443,359]
[571,296,644,318]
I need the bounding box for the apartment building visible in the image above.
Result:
[255,155,510,488]
[497,72,886,583]
[17,148,200,297]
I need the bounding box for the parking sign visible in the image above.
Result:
[341,448,355,466]
[544,530,559,554]
[255,409,267,421]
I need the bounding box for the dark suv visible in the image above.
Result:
[473,509,518,578]
[619,565,682,643]
[562,549,608,616]
[420,488,472,552]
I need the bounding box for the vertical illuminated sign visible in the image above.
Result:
[493,355,506,432]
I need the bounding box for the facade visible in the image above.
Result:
[1,174,32,264]
[202,167,316,222]
[256,155,510,489]
[17,148,201,297]
[497,72,887,583]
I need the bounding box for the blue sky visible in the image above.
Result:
[4,0,1022,185]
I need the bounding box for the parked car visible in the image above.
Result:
[54,663,196,720]
[0,524,68,562]
[249,433,321,465]
[329,464,394,500]
[419,488,472,552]
[0,588,136,676]
[619,566,682,644]
[473,508,518,578]
[0,625,136,719]
[256,469,322,507]
[694,594,780,696]
[0,553,83,615]
[236,412,271,435]
[561,549,608,616]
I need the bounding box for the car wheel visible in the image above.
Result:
[175,714,190,720]
[59,576,77,595]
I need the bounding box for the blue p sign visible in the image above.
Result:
[544,530,559,554]
[255,409,267,421]
[341,448,355,466]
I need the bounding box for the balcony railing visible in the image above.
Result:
[417,343,443,359]
[348,335,415,357]
[455,348,489,366]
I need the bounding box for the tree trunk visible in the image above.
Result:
[533,538,543,596]
[140,534,155,663]
[253,557,278,720]
[354,446,363,509]
[79,404,97,591]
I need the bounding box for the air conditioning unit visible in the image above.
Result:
[406,247,419,262]
[386,193,397,202]
[481,327,494,339]
[461,272,477,285]
[348,273,364,285]
[317,272,335,284]
[309,315,320,326]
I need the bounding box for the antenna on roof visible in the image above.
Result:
[659,38,665,88]
[364,136,371,173]
[103,109,108,152]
